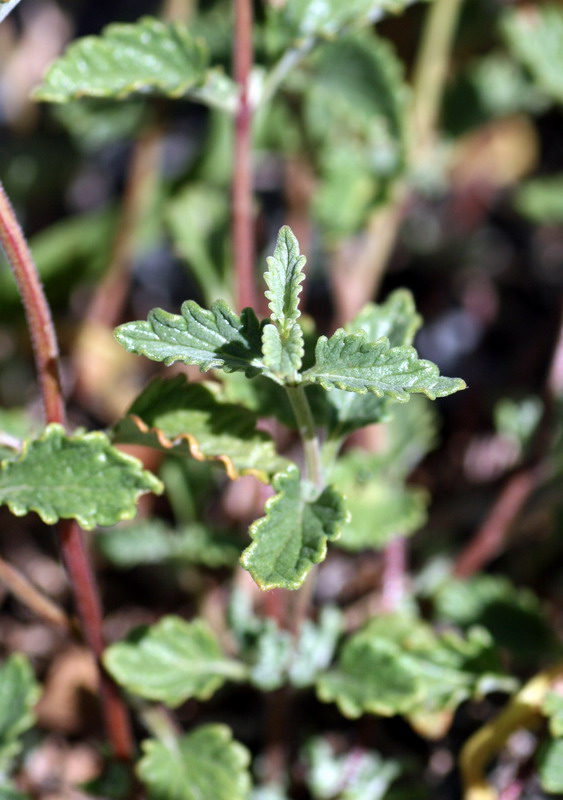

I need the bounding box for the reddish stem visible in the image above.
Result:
[233,0,256,311]
[0,181,134,761]
[453,467,541,579]
[0,184,66,425]
[380,536,408,611]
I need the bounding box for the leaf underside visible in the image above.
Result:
[240,465,348,590]
[0,424,162,530]
[112,375,288,482]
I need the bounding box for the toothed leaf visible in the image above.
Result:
[346,290,422,346]
[240,466,348,590]
[317,615,514,719]
[0,424,162,530]
[262,323,304,379]
[33,16,232,105]
[138,725,251,800]
[112,376,288,483]
[304,330,466,400]
[114,300,265,378]
[104,616,247,708]
[264,226,306,330]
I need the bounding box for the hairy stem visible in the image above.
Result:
[0,180,134,761]
[285,384,323,491]
[233,0,256,311]
[0,183,66,425]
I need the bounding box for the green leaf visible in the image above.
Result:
[515,175,563,224]
[543,692,563,738]
[0,654,41,775]
[0,425,162,530]
[261,227,307,378]
[96,520,240,569]
[264,226,306,330]
[277,0,423,40]
[433,575,556,664]
[304,737,401,800]
[346,290,421,346]
[33,16,223,104]
[289,607,343,688]
[303,34,407,236]
[112,376,288,482]
[104,616,247,708]
[539,737,563,794]
[317,614,514,718]
[114,301,266,378]
[240,466,348,590]
[262,323,304,380]
[304,330,466,400]
[138,724,251,800]
[331,451,428,550]
[502,5,563,105]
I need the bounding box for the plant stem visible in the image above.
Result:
[410,0,464,163]
[0,184,66,425]
[233,0,256,312]
[285,384,323,491]
[0,180,134,762]
[380,536,408,611]
[0,554,74,632]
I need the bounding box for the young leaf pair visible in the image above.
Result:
[115,226,466,590]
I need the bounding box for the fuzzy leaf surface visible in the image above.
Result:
[240,466,347,590]
[0,425,162,530]
[112,376,288,482]
[503,5,563,104]
[322,292,426,437]
[34,16,214,103]
[261,227,306,377]
[138,724,251,800]
[304,330,466,400]
[264,226,306,329]
[317,615,514,718]
[114,301,265,377]
[346,290,421,346]
[104,616,246,708]
[96,520,240,569]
